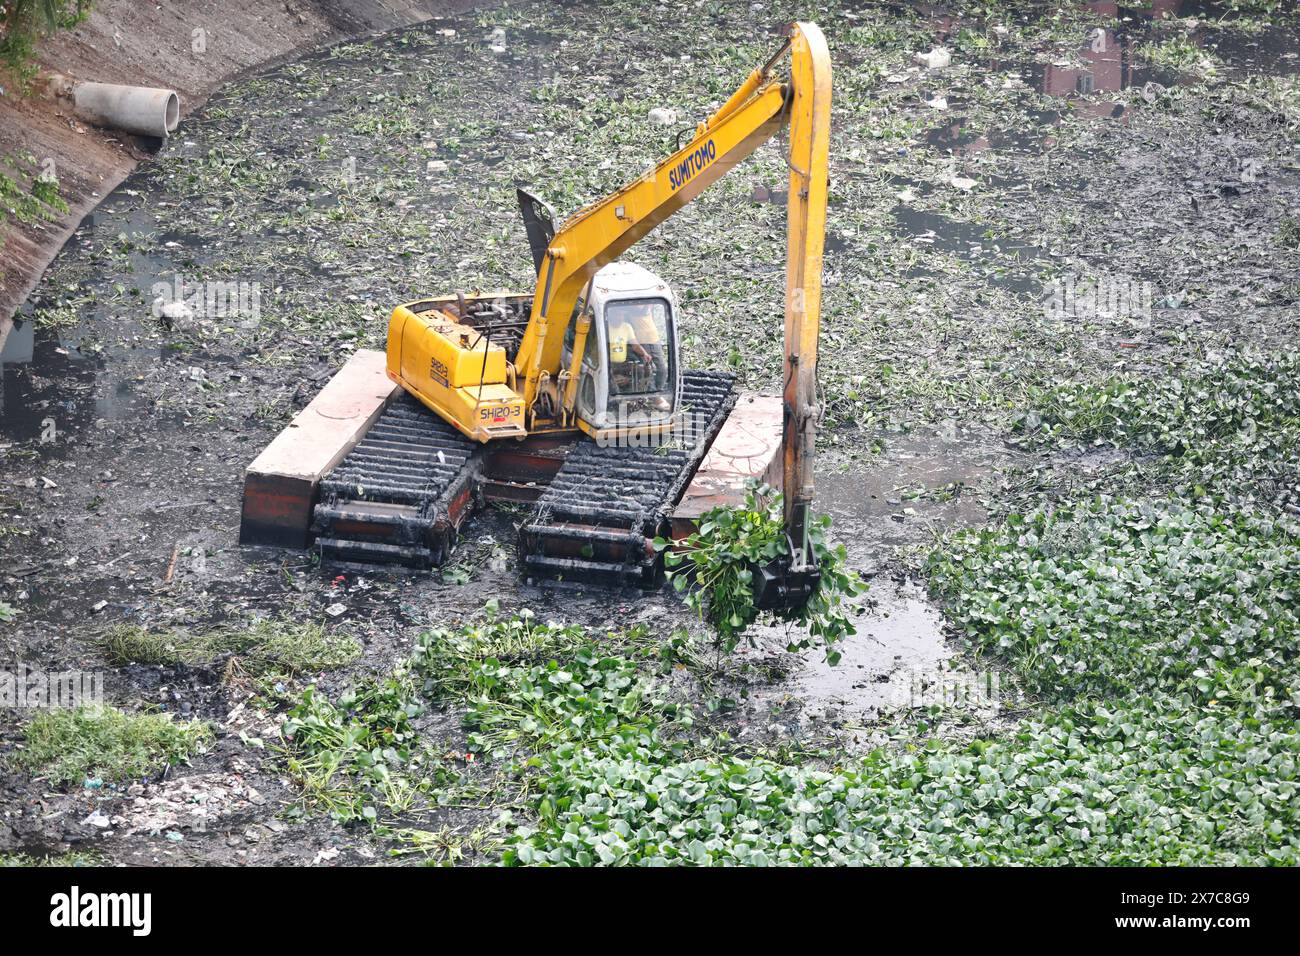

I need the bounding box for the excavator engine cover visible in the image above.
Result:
[387,303,527,441]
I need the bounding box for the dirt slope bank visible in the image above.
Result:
[0,0,482,332]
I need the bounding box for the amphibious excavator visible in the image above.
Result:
[310,22,831,604]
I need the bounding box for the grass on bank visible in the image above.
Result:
[11,707,212,786]
[101,618,361,675]
[0,851,101,867]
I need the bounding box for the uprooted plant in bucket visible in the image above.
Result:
[655,481,864,665]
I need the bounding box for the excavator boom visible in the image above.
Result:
[512,84,786,407]
[515,22,831,565]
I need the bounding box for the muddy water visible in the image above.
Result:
[819,432,1002,565]
[0,200,206,444]
[0,316,161,446]
[797,579,982,720]
[705,427,1013,742]
[732,575,1006,750]
[751,430,1009,734]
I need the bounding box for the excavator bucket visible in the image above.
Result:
[751,555,822,610]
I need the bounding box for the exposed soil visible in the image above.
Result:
[2,0,1298,864]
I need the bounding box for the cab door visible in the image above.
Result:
[561,302,609,430]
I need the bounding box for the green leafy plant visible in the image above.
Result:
[280,670,444,825]
[270,606,1300,866]
[12,706,211,786]
[279,608,676,828]
[505,692,1300,866]
[1021,351,1300,510]
[411,607,688,758]
[389,825,501,865]
[926,497,1300,704]
[0,159,67,234]
[0,1,92,89]
[1220,0,1287,14]
[1278,217,1300,250]
[655,482,864,663]
[1,850,101,866]
[1140,36,1218,77]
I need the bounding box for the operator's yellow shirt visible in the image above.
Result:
[609,314,661,363]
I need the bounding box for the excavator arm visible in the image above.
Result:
[781,23,832,572]
[515,21,832,570]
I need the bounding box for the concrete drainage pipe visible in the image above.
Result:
[70,82,181,138]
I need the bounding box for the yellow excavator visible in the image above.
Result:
[379,22,830,594]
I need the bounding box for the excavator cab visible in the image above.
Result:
[520,190,682,440]
[562,262,681,437]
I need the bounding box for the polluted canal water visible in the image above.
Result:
[2,0,1299,866]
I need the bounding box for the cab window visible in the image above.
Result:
[604,297,673,414]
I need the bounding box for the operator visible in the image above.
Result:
[609,303,667,393]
